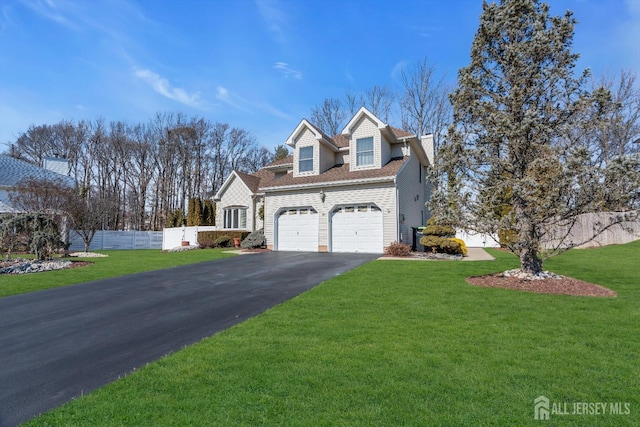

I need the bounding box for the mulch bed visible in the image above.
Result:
[66,261,93,269]
[467,274,617,297]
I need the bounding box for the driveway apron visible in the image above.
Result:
[0,251,377,426]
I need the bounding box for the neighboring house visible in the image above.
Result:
[0,155,73,213]
[214,107,434,253]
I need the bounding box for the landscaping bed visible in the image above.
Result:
[0,258,93,275]
[467,272,617,297]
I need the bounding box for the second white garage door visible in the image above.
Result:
[331,204,383,253]
[277,208,319,252]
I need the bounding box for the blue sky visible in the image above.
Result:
[0,0,638,151]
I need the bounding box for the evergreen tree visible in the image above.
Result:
[436,0,639,275]
[186,198,196,226]
[203,200,216,226]
[193,197,203,226]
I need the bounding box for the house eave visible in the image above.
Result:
[260,176,396,193]
[264,163,293,171]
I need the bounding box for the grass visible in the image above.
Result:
[0,249,236,298]
[27,241,640,426]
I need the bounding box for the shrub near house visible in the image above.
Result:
[198,230,250,248]
[420,218,467,256]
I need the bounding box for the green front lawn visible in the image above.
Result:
[0,249,235,298]
[29,242,640,426]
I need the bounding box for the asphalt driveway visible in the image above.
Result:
[0,251,378,426]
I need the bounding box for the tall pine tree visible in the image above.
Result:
[436,0,639,275]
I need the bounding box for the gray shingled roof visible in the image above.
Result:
[0,155,73,188]
[255,157,408,190]
[0,155,74,213]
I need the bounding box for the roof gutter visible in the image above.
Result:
[260,176,395,193]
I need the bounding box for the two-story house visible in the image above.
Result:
[214,107,434,253]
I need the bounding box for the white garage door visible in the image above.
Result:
[277,208,319,252]
[331,204,383,253]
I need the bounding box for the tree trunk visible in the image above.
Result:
[519,244,543,275]
[515,201,544,275]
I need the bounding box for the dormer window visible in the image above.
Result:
[356,137,374,167]
[299,146,313,172]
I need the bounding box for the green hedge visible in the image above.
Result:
[198,230,250,248]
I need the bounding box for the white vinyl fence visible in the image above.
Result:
[69,230,163,251]
[456,229,500,248]
[162,226,218,250]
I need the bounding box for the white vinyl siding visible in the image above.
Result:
[356,137,374,167]
[319,143,337,173]
[299,147,313,172]
[396,155,430,246]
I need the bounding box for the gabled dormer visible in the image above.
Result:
[341,107,433,172]
[285,119,340,178]
[341,107,393,172]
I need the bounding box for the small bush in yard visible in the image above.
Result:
[420,235,465,256]
[439,238,463,255]
[450,238,468,256]
[385,241,411,257]
[422,225,455,237]
[241,229,265,249]
[214,236,232,248]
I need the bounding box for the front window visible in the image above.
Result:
[299,146,313,172]
[356,137,374,166]
[224,207,247,229]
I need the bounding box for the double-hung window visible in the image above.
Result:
[299,146,313,172]
[224,207,247,229]
[356,137,374,167]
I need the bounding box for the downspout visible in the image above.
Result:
[250,194,257,232]
[394,176,400,243]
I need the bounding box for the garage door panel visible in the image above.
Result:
[331,204,383,253]
[277,208,318,252]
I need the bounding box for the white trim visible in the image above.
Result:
[285,119,339,151]
[341,106,386,135]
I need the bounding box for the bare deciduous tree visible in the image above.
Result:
[400,58,452,148]
[310,98,348,136]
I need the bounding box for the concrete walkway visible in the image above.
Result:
[463,247,496,261]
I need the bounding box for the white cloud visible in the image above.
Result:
[216,86,249,112]
[18,0,79,29]
[216,85,291,120]
[255,0,287,44]
[274,62,302,79]
[134,68,203,108]
[390,60,406,82]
